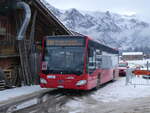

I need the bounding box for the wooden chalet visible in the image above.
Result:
[0,0,72,87]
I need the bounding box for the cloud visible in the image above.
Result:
[46,0,150,22]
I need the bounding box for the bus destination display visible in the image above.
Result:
[46,39,84,46]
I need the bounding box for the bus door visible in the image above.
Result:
[87,48,97,86]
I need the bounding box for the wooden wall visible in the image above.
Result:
[0,0,71,86]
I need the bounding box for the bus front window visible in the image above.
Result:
[43,47,84,75]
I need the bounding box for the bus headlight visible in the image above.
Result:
[40,78,47,84]
[76,80,87,86]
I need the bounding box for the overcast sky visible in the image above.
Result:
[46,0,150,22]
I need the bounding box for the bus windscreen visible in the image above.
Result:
[43,37,85,75]
[43,46,84,75]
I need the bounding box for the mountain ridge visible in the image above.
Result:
[41,0,150,53]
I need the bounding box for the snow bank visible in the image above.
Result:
[0,85,45,102]
[92,78,150,102]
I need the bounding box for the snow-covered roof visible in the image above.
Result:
[122,52,143,55]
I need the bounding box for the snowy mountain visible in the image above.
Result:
[41,0,150,52]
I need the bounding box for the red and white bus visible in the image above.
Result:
[40,36,119,90]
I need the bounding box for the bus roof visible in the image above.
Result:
[88,38,119,54]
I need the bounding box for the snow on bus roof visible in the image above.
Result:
[122,52,143,55]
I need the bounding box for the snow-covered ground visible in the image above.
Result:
[65,77,150,113]
[0,85,45,102]
[92,78,150,102]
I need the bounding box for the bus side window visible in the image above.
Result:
[96,49,102,68]
[88,48,96,74]
[101,56,112,69]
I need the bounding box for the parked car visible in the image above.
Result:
[118,62,129,76]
